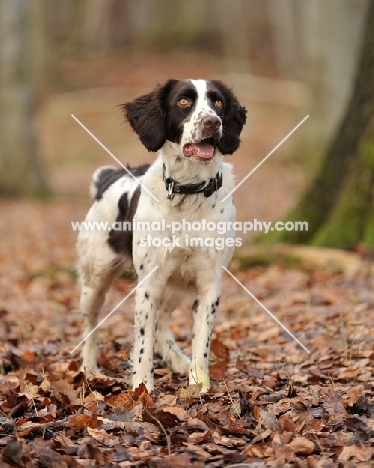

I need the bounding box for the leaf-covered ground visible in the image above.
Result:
[1,200,374,467]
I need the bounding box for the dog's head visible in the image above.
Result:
[123,79,246,163]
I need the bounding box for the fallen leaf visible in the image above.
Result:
[289,436,315,455]
[69,414,100,429]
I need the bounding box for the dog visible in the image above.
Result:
[77,79,246,392]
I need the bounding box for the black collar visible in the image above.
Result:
[162,164,222,200]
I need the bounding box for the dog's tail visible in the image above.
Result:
[89,165,117,200]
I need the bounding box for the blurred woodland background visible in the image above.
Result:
[0,0,373,249]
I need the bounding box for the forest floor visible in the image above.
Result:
[1,51,374,467]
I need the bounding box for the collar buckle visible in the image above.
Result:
[166,180,175,200]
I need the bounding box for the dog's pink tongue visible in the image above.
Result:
[184,142,214,159]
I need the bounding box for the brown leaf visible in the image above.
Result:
[24,372,39,385]
[278,414,296,433]
[179,384,202,400]
[132,382,148,400]
[212,431,246,447]
[259,408,277,430]
[289,436,315,455]
[86,426,109,442]
[31,441,83,468]
[17,422,42,438]
[183,443,211,460]
[68,414,99,429]
[150,453,192,468]
[162,406,189,421]
[9,401,28,418]
[98,416,159,434]
[320,390,347,423]
[210,362,228,380]
[251,428,272,444]
[39,379,51,392]
[105,391,134,409]
[188,430,210,444]
[339,444,372,462]
[3,440,24,464]
[342,385,364,407]
[337,368,359,380]
[143,408,179,428]
[344,416,374,435]
[138,391,155,407]
[186,417,210,432]
[211,338,229,362]
[257,326,279,342]
[51,380,78,404]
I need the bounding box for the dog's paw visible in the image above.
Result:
[169,352,191,374]
[189,367,210,393]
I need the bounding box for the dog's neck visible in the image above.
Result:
[160,141,224,185]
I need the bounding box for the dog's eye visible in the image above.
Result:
[178,98,191,107]
[215,100,223,109]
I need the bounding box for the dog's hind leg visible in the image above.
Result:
[77,236,124,371]
[156,294,190,375]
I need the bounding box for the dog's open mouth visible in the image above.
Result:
[183,138,216,161]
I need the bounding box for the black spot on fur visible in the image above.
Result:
[145,292,149,299]
[140,327,145,336]
[95,165,149,201]
[140,348,144,354]
[108,185,141,257]
[192,299,199,312]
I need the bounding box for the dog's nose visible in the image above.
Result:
[202,116,221,132]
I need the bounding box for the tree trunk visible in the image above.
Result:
[0,0,49,196]
[273,0,374,248]
[297,0,367,146]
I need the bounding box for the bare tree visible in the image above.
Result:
[0,0,48,195]
[268,0,368,145]
[274,0,374,249]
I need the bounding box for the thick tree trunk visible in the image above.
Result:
[0,0,49,196]
[274,0,374,248]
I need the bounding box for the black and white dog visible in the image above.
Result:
[77,79,246,392]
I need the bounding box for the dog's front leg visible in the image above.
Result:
[190,283,221,392]
[132,285,159,391]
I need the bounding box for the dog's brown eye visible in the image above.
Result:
[178,98,191,107]
[215,100,223,109]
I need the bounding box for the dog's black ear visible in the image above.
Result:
[211,81,247,155]
[122,80,177,152]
